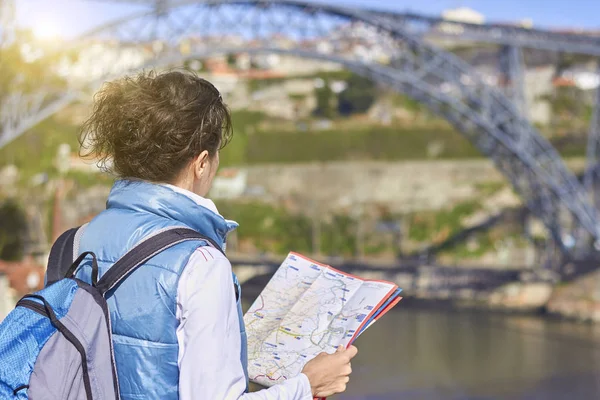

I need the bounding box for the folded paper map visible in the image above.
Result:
[244,252,402,388]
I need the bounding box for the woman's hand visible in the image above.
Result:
[301,345,358,398]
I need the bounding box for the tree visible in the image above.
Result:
[338,74,377,116]
[314,82,337,119]
[0,29,68,143]
[0,30,66,97]
[539,85,590,131]
[321,214,357,257]
[0,199,28,261]
[226,53,237,67]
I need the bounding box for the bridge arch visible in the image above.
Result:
[3,0,599,259]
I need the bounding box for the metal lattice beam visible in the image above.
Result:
[499,45,526,117]
[4,0,600,265]
[82,1,600,56]
[585,63,600,208]
[380,11,600,56]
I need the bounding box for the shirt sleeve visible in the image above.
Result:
[176,246,313,400]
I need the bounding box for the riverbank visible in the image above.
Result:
[384,277,600,324]
[546,270,600,323]
[398,277,600,324]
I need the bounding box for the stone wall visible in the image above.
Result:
[224,158,585,213]
[242,160,509,213]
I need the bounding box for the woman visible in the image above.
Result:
[75,70,357,400]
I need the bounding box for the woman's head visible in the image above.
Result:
[80,70,232,196]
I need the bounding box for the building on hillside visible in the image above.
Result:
[0,257,45,297]
[328,21,399,65]
[246,78,318,119]
[247,53,341,76]
[56,40,151,83]
[552,76,576,88]
[205,73,241,99]
[441,7,485,24]
[517,19,534,29]
[525,66,554,125]
[234,53,251,70]
[204,55,230,73]
[438,7,485,35]
[559,69,600,91]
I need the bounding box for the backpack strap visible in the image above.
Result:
[96,227,224,295]
[72,223,88,263]
[46,225,87,285]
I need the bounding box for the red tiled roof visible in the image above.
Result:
[0,257,45,297]
[553,77,576,87]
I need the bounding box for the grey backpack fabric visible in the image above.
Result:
[21,280,118,400]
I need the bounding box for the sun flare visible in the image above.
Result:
[32,20,61,40]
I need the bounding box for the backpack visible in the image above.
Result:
[0,226,223,399]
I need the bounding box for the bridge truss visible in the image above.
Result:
[4,0,600,270]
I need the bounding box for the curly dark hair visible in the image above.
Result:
[79,70,232,182]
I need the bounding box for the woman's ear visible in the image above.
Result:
[193,150,210,180]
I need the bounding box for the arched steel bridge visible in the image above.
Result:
[4,0,600,273]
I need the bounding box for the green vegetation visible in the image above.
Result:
[216,108,482,166]
[475,181,505,196]
[216,197,524,261]
[219,111,265,167]
[0,31,68,106]
[314,83,338,119]
[321,214,358,256]
[226,54,236,66]
[240,125,480,164]
[217,201,314,255]
[0,116,80,182]
[338,74,377,116]
[0,199,28,261]
[217,201,366,257]
[408,200,481,243]
[306,71,355,81]
[0,113,114,188]
[405,199,533,261]
[538,86,592,133]
[441,231,495,259]
[65,170,114,189]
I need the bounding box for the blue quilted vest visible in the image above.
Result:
[73,179,248,400]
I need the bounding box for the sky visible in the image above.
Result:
[14,0,600,40]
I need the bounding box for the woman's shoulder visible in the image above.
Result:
[191,245,229,264]
[180,245,232,280]
[178,246,235,301]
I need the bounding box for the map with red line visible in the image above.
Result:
[244,252,399,388]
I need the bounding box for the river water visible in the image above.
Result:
[246,298,600,399]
